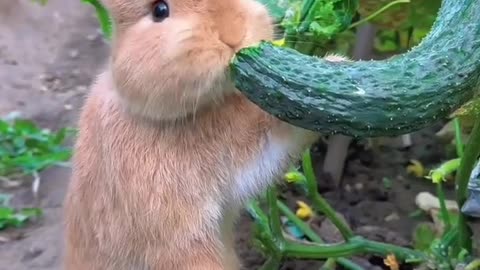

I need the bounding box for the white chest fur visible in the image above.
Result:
[230,132,292,204]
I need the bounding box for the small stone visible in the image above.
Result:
[69,49,79,59]
[354,182,364,191]
[318,212,349,243]
[21,246,43,262]
[39,73,56,82]
[4,59,17,65]
[72,69,81,76]
[0,235,11,243]
[76,85,88,92]
[87,33,98,41]
[384,212,400,222]
[64,104,73,110]
[355,225,410,247]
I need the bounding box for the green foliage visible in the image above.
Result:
[242,0,480,269]
[0,118,74,177]
[0,194,42,230]
[31,0,48,6]
[82,0,113,39]
[413,223,437,251]
[280,0,359,40]
[0,117,73,231]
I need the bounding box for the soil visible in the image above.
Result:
[0,1,478,270]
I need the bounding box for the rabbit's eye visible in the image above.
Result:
[152,1,169,22]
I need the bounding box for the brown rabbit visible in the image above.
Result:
[63,0,346,269]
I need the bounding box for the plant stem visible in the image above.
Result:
[320,259,337,270]
[454,118,464,157]
[249,199,425,265]
[282,236,425,262]
[348,0,411,29]
[436,182,452,232]
[284,240,364,259]
[466,259,480,270]
[302,150,354,239]
[455,118,480,253]
[267,187,285,251]
[359,238,426,262]
[277,200,322,242]
[277,201,365,270]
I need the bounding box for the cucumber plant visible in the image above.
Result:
[231,0,480,138]
[238,0,480,269]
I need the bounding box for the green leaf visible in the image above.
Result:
[0,203,42,230]
[51,128,68,145]
[13,119,40,135]
[452,95,480,118]
[20,208,43,218]
[406,0,441,29]
[31,0,49,5]
[11,208,43,227]
[82,0,113,39]
[412,223,437,251]
[0,120,10,134]
[0,207,14,219]
[300,0,359,40]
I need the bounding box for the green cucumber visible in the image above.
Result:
[230,0,480,138]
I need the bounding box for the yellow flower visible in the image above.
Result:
[406,159,426,178]
[384,254,399,270]
[284,171,306,184]
[426,158,461,184]
[295,201,313,220]
[272,38,285,47]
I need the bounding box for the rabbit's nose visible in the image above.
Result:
[208,0,246,49]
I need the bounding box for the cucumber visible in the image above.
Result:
[230,0,480,138]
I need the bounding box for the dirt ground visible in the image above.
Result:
[0,1,478,270]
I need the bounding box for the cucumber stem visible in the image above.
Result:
[281,236,425,261]
[455,118,480,253]
[436,182,452,232]
[248,194,426,266]
[302,149,354,239]
[277,201,322,242]
[454,118,465,157]
[277,201,365,270]
[348,0,411,29]
[267,187,285,251]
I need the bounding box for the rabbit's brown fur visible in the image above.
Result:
[63,0,345,269]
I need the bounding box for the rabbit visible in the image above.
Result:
[63,0,347,269]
